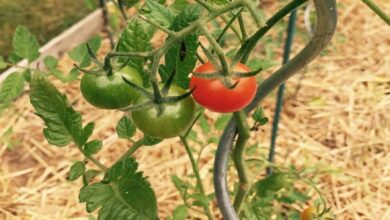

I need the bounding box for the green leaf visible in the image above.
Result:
[171,175,190,200]
[83,122,95,141]
[29,73,89,147]
[0,56,7,70]
[143,135,162,146]
[8,53,23,64]
[79,158,158,219]
[69,161,86,181]
[142,0,175,27]
[12,26,40,62]
[23,69,32,82]
[253,107,269,126]
[0,72,25,103]
[198,115,210,134]
[43,56,58,69]
[215,114,231,130]
[116,18,153,86]
[189,193,210,207]
[171,0,189,12]
[255,173,292,197]
[68,36,102,68]
[83,169,100,186]
[159,5,201,89]
[116,116,136,139]
[171,205,188,220]
[84,140,102,156]
[83,0,96,9]
[122,0,140,7]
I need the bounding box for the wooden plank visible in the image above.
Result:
[0,9,104,82]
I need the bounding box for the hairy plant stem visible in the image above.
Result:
[118,139,144,161]
[180,136,215,220]
[240,0,308,63]
[86,155,108,172]
[232,111,251,213]
[199,25,230,76]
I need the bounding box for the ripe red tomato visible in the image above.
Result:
[189,62,257,113]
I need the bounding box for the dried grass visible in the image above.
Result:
[1,0,390,219]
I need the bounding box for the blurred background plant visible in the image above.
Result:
[0,0,95,57]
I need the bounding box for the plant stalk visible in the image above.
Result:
[232,111,251,212]
[180,136,215,220]
[361,0,390,25]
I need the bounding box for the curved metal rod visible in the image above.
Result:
[213,0,338,219]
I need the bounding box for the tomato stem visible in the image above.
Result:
[361,0,390,25]
[232,111,251,213]
[180,136,215,220]
[118,138,145,161]
[240,0,308,63]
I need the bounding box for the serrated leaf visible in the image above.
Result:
[143,135,162,146]
[12,26,40,62]
[83,169,100,186]
[159,5,201,89]
[0,72,25,103]
[171,0,188,12]
[142,0,175,27]
[255,173,292,197]
[23,69,32,82]
[189,193,209,207]
[68,36,101,68]
[116,116,136,139]
[0,56,7,70]
[122,0,140,7]
[43,56,58,69]
[69,161,86,181]
[29,73,88,147]
[253,107,269,126]
[83,122,95,141]
[198,115,210,133]
[116,18,153,86]
[171,175,190,200]
[79,158,157,219]
[8,52,23,64]
[171,205,188,220]
[215,114,231,130]
[84,140,102,156]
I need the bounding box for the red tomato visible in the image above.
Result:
[189,61,257,113]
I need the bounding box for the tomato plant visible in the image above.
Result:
[131,85,196,139]
[190,61,257,113]
[1,0,340,219]
[80,66,142,109]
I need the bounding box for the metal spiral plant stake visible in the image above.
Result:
[214,0,338,219]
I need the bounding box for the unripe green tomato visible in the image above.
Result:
[131,86,196,139]
[80,66,143,109]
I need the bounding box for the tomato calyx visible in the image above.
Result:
[74,43,130,77]
[121,70,194,116]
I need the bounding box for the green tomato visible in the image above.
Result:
[80,66,142,109]
[131,86,196,139]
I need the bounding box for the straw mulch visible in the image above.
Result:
[1,0,389,219]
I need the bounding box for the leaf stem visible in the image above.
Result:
[118,138,144,161]
[180,136,215,220]
[86,155,108,172]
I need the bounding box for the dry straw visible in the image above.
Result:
[1,0,389,219]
